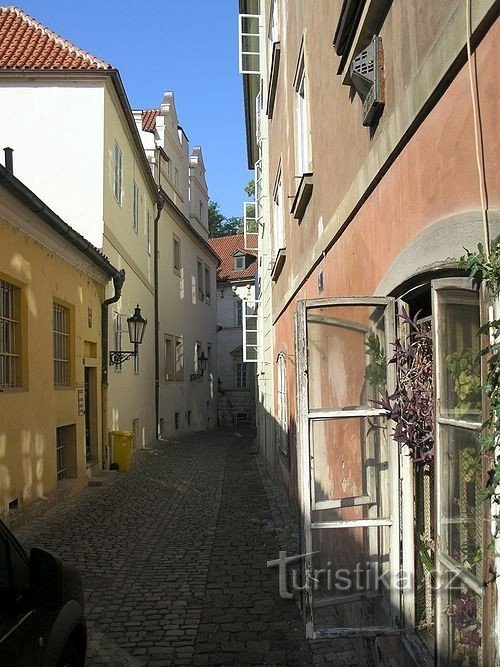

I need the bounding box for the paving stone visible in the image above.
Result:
[14,426,362,666]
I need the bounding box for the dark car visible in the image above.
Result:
[0,520,86,666]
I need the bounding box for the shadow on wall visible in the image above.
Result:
[0,430,46,513]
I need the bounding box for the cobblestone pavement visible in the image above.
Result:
[14,426,361,666]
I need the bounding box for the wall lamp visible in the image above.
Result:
[109,305,147,366]
[190,351,208,381]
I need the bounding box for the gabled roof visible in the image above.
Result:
[142,109,159,132]
[209,234,257,281]
[0,6,113,70]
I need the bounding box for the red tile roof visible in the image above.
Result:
[141,109,159,132]
[209,234,257,281]
[0,6,112,70]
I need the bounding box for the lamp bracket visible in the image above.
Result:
[109,348,137,366]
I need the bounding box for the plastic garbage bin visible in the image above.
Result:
[110,430,134,472]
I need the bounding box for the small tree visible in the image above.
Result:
[244,179,255,199]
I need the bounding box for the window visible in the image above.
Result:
[146,210,152,256]
[236,362,247,389]
[113,141,123,205]
[173,235,182,274]
[114,313,125,373]
[197,259,204,301]
[56,426,66,480]
[174,167,179,191]
[164,335,174,381]
[165,334,183,381]
[0,279,21,389]
[295,55,309,175]
[268,0,279,43]
[277,352,289,457]
[234,253,246,271]
[273,167,284,251]
[236,300,243,327]
[199,201,204,223]
[204,265,211,303]
[175,337,184,381]
[53,303,70,386]
[133,181,139,233]
[238,12,260,74]
[174,412,180,430]
[166,157,172,180]
[243,300,259,362]
[194,341,203,376]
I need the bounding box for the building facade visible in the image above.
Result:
[134,94,220,436]
[209,234,257,426]
[240,0,500,663]
[0,161,120,515]
[0,7,161,456]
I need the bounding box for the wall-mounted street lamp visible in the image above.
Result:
[190,351,208,381]
[109,305,147,366]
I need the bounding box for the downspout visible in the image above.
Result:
[154,162,165,438]
[101,269,126,468]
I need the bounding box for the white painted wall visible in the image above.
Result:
[0,76,159,451]
[157,205,218,435]
[0,81,105,248]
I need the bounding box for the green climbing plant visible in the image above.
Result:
[460,238,500,502]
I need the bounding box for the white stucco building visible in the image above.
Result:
[0,8,156,460]
[133,94,220,436]
[209,235,257,425]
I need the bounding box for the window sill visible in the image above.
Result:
[271,248,286,281]
[290,172,313,221]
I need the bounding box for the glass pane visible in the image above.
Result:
[307,304,387,411]
[437,289,481,422]
[241,16,259,34]
[310,417,390,518]
[241,54,260,73]
[309,526,392,630]
[241,34,259,53]
[441,425,483,578]
[444,574,482,666]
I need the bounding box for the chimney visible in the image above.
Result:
[4,147,13,173]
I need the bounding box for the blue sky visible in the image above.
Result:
[17,0,252,218]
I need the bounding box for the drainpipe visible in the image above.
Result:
[101,269,126,468]
[154,180,165,439]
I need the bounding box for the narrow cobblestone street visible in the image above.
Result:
[13,427,360,666]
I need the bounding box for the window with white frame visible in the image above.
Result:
[113,141,123,205]
[165,335,184,382]
[173,234,181,274]
[146,210,152,256]
[238,13,260,74]
[53,303,71,386]
[0,279,21,389]
[133,181,139,233]
[294,51,310,176]
[197,259,204,301]
[243,300,259,362]
[277,352,289,457]
[236,362,247,389]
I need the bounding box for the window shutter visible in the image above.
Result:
[349,36,384,126]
